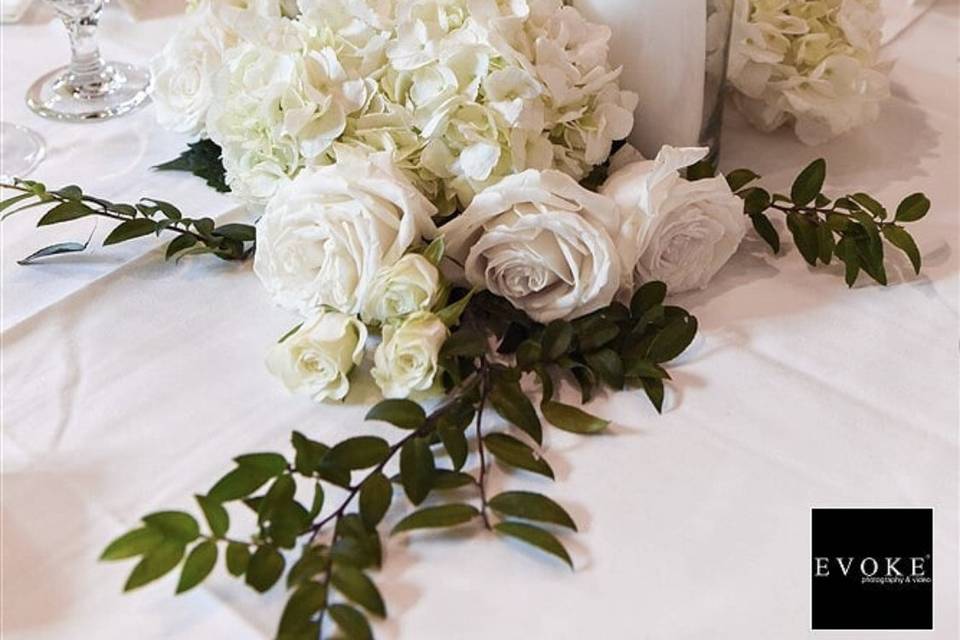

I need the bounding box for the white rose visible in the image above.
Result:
[602,146,747,294]
[361,253,442,325]
[440,169,630,323]
[254,150,438,316]
[372,312,449,399]
[151,6,231,136]
[266,311,368,402]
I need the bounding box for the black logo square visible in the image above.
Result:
[811,508,933,630]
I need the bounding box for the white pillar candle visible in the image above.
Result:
[574,0,707,158]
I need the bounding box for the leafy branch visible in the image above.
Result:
[723,159,929,286]
[102,282,697,639]
[0,179,255,263]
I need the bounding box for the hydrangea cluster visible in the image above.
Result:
[154,0,638,211]
[727,0,890,145]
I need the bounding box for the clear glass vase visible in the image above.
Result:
[573,0,734,165]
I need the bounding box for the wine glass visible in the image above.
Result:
[0,123,46,181]
[27,0,151,121]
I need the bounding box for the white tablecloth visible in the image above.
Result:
[2,2,958,639]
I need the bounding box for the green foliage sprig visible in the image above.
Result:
[102,282,697,640]
[723,159,929,286]
[155,139,230,193]
[0,179,255,263]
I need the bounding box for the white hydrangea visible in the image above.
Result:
[727,0,890,145]
[157,0,637,211]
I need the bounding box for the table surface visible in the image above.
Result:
[2,2,958,639]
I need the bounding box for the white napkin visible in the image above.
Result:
[881,0,936,45]
[0,0,32,23]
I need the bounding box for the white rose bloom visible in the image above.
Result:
[361,253,442,325]
[440,169,630,323]
[266,311,367,402]
[150,5,231,136]
[372,311,449,399]
[602,146,746,294]
[254,150,438,316]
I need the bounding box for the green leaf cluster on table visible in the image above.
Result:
[154,139,230,193]
[102,281,697,639]
[0,179,254,263]
[724,159,929,286]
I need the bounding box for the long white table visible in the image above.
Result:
[2,2,958,639]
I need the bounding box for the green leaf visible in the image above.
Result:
[142,511,200,543]
[791,159,826,207]
[400,437,435,505]
[258,474,296,524]
[391,504,480,535]
[154,139,230,193]
[235,452,288,474]
[214,223,256,242]
[647,315,698,363]
[365,400,426,430]
[359,473,393,529]
[436,288,476,327]
[36,200,93,226]
[325,437,390,471]
[641,377,665,413]
[440,329,488,359]
[18,240,91,265]
[541,401,609,436]
[816,222,835,265]
[432,469,476,490]
[685,160,716,181]
[575,318,619,352]
[328,603,373,640]
[742,187,771,215]
[542,321,574,361]
[881,226,922,274]
[0,191,35,213]
[332,566,386,617]
[786,212,820,266]
[850,192,887,219]
[101,527,164,561]
[246,546,285,593]
[308,482,325,519]
[490,378,542,444]
[837,236,861,287]
[103,219,158,246]
[226,542,251,577]
[439,422,469,471]
[422,236,445,267]
[630,281,667,317]
[494,522,573,569]
[208,465,276,503]
[165,234,198,260]
[277,582,326,638]
[291,431,327,475]
[195,495,229,538]
[176,540,218,594]
[124,540,185,591]
[726,169,760,192]
[483,433,554,479]
[584,349,624,389]
[488,492,577,530]
[895,193,930,222]
[749,213,780,255]
[624,359,669,380]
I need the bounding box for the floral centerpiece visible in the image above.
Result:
[0,0,932,638]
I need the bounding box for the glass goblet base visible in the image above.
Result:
[27,61,151,122]
[0,123,46,181]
